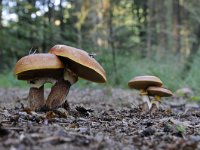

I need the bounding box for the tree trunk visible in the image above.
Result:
[181,25,200,79]
[0,0,2,28]
[134,1,148,58]
[141,2,148,58]
[75,0,90,48]
[165,0,173,53]
[173,0,181,55]
[59,0,65,32]
[41,0,46,52]
[47,0,54,23]
[152,0,157,47]
[146,0,153,58]
[77,28,82,48]
[156,1,166,58]
[107,0,117,84]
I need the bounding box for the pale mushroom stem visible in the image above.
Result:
[45,78,71,110]
[28,85,44,111]
[150,96,161,115]
[140,89,151,112]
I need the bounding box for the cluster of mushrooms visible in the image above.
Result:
[14,45,107,111]
[14,45,173,115]
[128,75,173,114]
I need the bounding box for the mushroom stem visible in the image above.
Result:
[27,78,57,111]
[140,89,151,112]
[152,96,161,107]
[45,68,78,110]
[45,78,71,110]
[150,96,161,115]
[28,85,44,111]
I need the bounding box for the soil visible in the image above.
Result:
[0,87,200,150]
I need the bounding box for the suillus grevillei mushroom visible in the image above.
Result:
[14,53,64,111]
[147,86,173,115]
[44,44,107,110]
[128,75,163,113]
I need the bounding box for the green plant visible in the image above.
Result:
[176,125,186,134]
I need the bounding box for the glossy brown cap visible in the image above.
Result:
[128,75,163,90]
[14,53,64,80]
[147,86,173,97]
[49,45,106,83]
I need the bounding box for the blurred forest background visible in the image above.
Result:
[0,0,200,92]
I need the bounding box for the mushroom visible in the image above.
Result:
[147,86,173,115]
[45,44,107,110]
[128,75,163,113]
[14,53,64,111]
[175,87,193,98]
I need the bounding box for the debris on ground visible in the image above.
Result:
[1,88,200,150]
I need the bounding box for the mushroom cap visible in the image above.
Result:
[49,45,106,83]
[14,53,64,80]
[128,75,163,90]
[147,86,173,97]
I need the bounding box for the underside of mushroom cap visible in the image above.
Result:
[49,45,107,83]
[147,86,173,97]
[14,53,64,80]
[128,75,163,90]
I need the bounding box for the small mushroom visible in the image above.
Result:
[128,75,163,113]
[14,53,64,111]
[45,44,107,110]
[147,86,173,115]
[175,87,193,98]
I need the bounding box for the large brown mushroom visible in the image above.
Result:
[14,53,64,111]
[128,75,163,113]
[147,86,173,115]
[45,44,107,110]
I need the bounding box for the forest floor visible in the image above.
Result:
[0,88,200,150]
